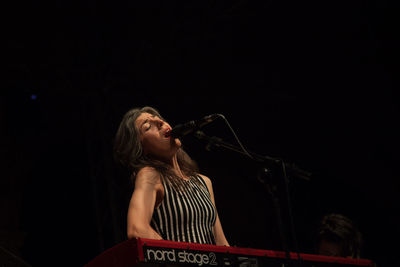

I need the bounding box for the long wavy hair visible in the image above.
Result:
[113,106,199,190]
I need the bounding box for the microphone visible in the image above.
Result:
[170,114,221,139]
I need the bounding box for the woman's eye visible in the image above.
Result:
[145,124,151,131]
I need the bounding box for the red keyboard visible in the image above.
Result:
[85,238,375,267]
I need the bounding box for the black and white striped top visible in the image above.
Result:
[150,175,217,244]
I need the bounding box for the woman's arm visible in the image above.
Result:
[200,174,230,246]
[127,167,164,240]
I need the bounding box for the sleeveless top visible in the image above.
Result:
[150,175,217,244]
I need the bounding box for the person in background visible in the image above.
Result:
[113,106,229,246]
[315,213,363,258]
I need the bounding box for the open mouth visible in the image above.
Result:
[164,129,171,138]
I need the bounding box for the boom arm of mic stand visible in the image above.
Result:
[194,130,311,181]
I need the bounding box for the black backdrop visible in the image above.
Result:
[3,1,399,266]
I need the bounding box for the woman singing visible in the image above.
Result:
[113,106,229,246]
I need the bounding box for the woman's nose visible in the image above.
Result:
[154,118,164,128]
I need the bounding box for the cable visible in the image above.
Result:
[217,114,257,161]
[0,246,33,267]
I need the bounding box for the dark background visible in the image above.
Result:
[3,0,399,266]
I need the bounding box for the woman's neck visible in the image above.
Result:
[170,155,189,181]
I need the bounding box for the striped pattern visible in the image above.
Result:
[150,175,217,244]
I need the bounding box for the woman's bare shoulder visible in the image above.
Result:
[198,173,213,186]
[136,167,162,185]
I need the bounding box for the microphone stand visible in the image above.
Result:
[194,131,311,181]
[193,130,311,266]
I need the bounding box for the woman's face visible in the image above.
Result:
[135,112,181,160]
